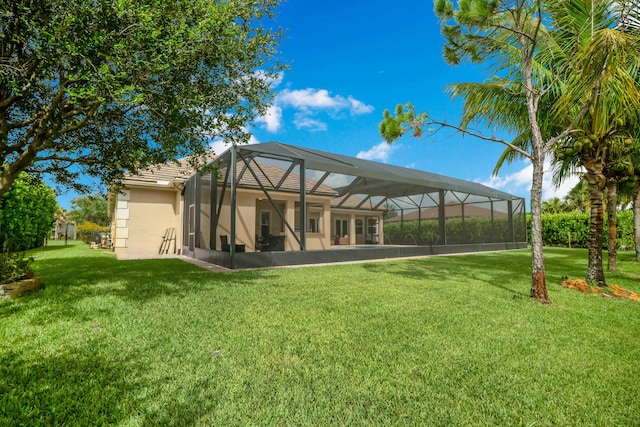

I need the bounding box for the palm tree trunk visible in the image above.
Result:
[530,156,550,302]
[634,185,640,262]
[606,177,618,272]
[586,172,607,286]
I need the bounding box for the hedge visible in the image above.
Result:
[384,216,519,245]
[526,211,635,250]
[383,211,635,250]
[76,222,111,244]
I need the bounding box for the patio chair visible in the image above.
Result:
[220,235,230,252]
[220,235,245,252]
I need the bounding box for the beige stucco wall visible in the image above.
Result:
[330,209,384,246]
[112,183,383,259]
[112,186,182,259]
[215,189,333,252]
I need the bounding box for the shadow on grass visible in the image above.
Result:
[2,247,269,323]
[360,249,591,296]
[0,342,134,425]
[0,339,224,426]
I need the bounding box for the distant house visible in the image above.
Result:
[52,214,76,240]
[110,142,527,268]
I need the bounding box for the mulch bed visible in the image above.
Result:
[561,278,640,301]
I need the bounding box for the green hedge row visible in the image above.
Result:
[384,215,527,245]
[383,211,635,250]
[526,211,635,250]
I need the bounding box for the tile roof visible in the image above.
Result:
[122,157,203,186]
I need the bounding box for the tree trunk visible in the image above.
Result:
[586,171,607,286]
[634,185,640,262]
[606,177,618,272]
[529,156,550,303]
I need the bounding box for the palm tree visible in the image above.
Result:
[382,0,640,300]
[547,0,640,283]
[453,0,640,287]
[563,178,590,213]
[542,197,566,214]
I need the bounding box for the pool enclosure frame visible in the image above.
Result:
[181,142,527,269]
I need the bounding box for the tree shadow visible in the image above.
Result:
[2,251,269,323]
[361,252,533,296]
[0,342,134,425]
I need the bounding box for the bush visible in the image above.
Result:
[76,222,110,243]
[0,173,58,252]
[0,252,34,284]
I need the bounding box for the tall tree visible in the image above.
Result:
[381,0,638,301]
[542,197,566,214]
[67,193,110,227]
[0,0,285,196]
[550,0,640,283]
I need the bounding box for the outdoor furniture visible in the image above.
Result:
[220,235,245,252]
[259,235,284,251]
[334,236,349,245]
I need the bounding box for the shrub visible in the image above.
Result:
[0,252,34,284]
[76,222,110,243]
[0,173,58,252]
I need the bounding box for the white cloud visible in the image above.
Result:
[293,113,327,132]
[208,133,260,156]
[478,160,582,201]
[279,88,341,109]
[256,87,374,133]
[348,96,375,114]
[256,104,282,132]
[278,89,373,115]
[356,141,396,162]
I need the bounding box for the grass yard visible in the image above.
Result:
[1,242,639,426]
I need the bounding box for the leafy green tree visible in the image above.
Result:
[0,0,285,196]
[68,194,109,227]
[0,173,57,251]
[635,185,640,261]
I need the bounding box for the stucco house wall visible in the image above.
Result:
[112,186,182,259]
[215,189,334,252]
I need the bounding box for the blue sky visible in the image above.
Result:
[58,0,578,210]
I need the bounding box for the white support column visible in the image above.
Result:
[349,213,357,245]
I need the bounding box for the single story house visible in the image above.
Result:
[110,142,527,268]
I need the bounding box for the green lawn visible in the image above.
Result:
[1,242,639,426]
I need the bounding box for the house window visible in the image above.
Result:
[367,217,378,235]
[366,217,379,243]
[296,202,322,233]
[309,217,319,233]
[260,211,271,237]
[355,219,363,235]
[335,219,348,237]
[308,204,322,233]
